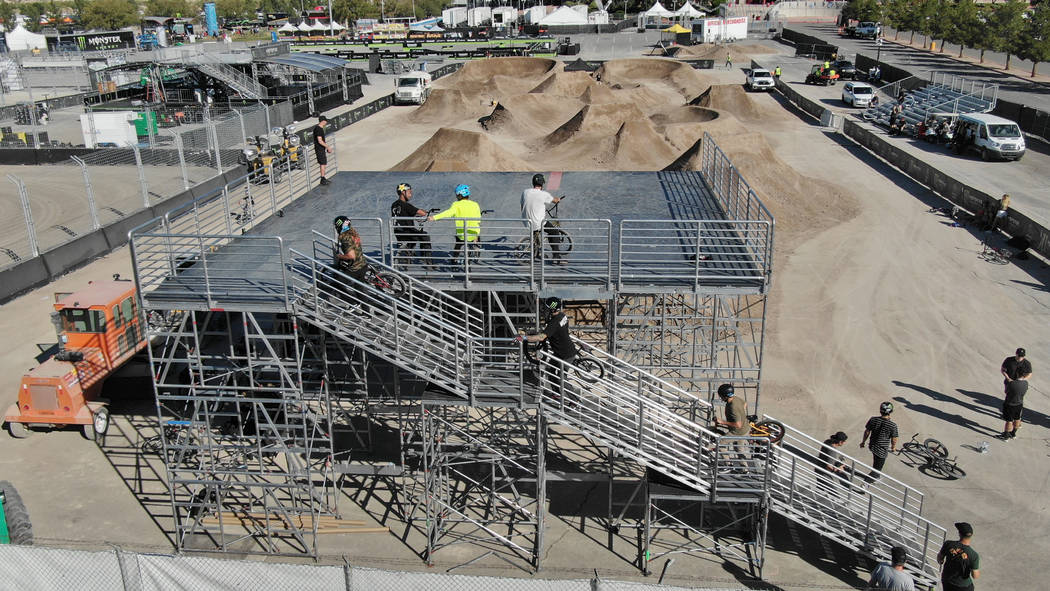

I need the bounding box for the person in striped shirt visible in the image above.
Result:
[859,401,899,481]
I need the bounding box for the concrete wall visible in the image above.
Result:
[754,58,1050,261]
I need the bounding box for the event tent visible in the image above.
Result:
[673,2,706,19]
[5,24,47,51]
[329,21,346,31]
[277,22,298,33]
[642,2,673,17]
[538,5,589,25]
[297,22,314,32]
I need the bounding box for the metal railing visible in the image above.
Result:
[617,220,772,290]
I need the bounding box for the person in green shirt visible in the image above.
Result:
[938,522,980,591]
[429,184,481,264]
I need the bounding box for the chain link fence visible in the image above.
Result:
[0,544,756,591]
[0,102,292,268]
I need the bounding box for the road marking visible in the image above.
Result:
[546,171,563,191]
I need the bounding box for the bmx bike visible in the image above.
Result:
[516,197,574,262]
[898,433,966,480]
[520,338,604,383]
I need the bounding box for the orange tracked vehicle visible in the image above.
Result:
[3,277,147,441]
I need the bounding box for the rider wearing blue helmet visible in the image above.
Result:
[429,184,482,262]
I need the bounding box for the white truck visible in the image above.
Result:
[851,21,881,39]
[393,71,433,105]
[745,68,775,91]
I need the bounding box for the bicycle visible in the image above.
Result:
[394,208,440,268]
[899,433,966,480]
[745,415,786,443]
[520,338,605,383]
[516,197,574,262]
[141,420,199,464]
[979,241,1010,265]
[364,263,407,298]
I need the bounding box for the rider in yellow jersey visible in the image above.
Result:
[429,184,481,262]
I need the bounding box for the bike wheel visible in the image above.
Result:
[753,420,785,444]
[550,228,573,255]
[928,460,966,480]
[373,272,406,298]
[923,438,949,458]
[573,356,604,383]
[515,236,532,261]
[141,435,163,455]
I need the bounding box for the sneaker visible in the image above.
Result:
[319,177,331,186]
[1008,430,1017,439]
[995,432,1011,441]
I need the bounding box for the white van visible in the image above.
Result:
[953,113,1025,161]
[393,71,433,105]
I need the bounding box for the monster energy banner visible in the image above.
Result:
[46,31,137,52]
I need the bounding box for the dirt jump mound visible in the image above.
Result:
[407,89,489,124]
[598,58,709,100]
[541,103,649,147]
[538,116,677,170]
[676,43,778,60]
[390,127,534,172]
[578,84,620,104]
[478,94,583,136]
[441,57,559,87]
[690,84,766,122]
[529,71,597,97]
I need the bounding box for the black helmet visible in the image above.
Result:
[880,401,894,415]
[397,182,411,195]
[532,173,545,187]
[545,297,562,313]
[333,216,349,230]
[717,383,734,398]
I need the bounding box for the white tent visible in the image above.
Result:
[297,22,314,32]
[643,2,673,17]
[277,22,298,33]
[410,23,444,32]
[674,2,706,19]
[5,24,47,51]
[308,21,328,32]
[329,21,346,31]
[538,5,588,25]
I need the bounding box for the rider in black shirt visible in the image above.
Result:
[520,297,576,362]
[389,183,433,267]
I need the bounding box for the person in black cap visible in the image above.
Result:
[938,522,980,591]
[860,401,898,481]
[868,545,915,591]
[998,348,1032,440]
[816,431,850,498]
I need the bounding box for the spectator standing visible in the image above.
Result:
[988,193,1010,233]
[390,183,434,268]
[998,347,1032,439]
[859,401,898,481]
[429,184,481,264]
[868,546,915,591]
[725,52,733,69]
[521,173,565,264]
[938,522,980,591]
[312,115,333,185]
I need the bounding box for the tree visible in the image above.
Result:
[146,0,191,17]
[926,0,956,53]
[214,0,252,19]
[332,0,380,25]
[987,0,1027,70]
[0,0,15,31]
[841,0,881,23]
[1017,3,1050,77]
[946,0,981,59]
[20,2,46,31]
[81,0,138,30]
[883,0,913,41]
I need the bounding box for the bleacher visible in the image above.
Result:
[863,72,998,132]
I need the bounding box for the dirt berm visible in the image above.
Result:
[390,128,534,172]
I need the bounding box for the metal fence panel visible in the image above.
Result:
[137,554,345,591]
[0,546,125,590]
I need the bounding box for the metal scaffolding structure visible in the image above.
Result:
[129,134,947,587]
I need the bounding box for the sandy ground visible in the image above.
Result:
[1,46,1048,589]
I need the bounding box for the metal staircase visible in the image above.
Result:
[195,60,267,99]
[282,242,947,585]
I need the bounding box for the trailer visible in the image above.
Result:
[690,17,748,44]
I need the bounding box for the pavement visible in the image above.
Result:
[749,50,1050,229]
[0,33,1048,590]
[790,23,1050,113]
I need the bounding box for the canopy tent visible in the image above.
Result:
[643,2,673,17]
[538,5,589,25]
[661,24,691,33]
[410,23,445,32]
[6,24,47,51]
[329,21,346,31]
[297,22,314,32]
[307,21,328,32]
[277,22,298,33]
[674,2,707,19]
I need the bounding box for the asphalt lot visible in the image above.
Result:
[790,23,1050,113]
[750,53,1050,228]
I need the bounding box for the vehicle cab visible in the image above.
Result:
[953,113,1025,161]
[745,68,775,91]
[394,71,433,105]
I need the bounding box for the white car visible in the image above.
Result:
[841,81,876,107]
[745,69,775,92]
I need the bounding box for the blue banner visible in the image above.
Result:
[204,2,219,37]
